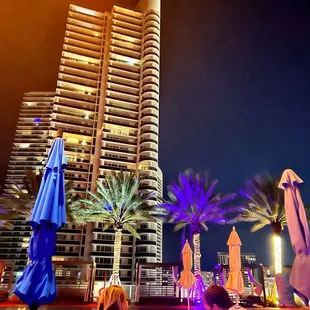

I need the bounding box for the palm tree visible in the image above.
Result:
[236,174,285,274]
[70,171,156,285]
[0,169,76,225]
[160,169,237,301]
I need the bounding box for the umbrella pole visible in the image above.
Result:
[235,293,239,308]
[187,289,190,310]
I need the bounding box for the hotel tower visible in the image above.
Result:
[1,0,162,284]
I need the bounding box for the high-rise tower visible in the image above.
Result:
[4,92,55,193]
[1,1,162,284]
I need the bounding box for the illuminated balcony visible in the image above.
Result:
[107,90,139,103]
[56,89,96,103]
[106,106,138,119]
[143,33,159,44]
[142,99,159,110]
[63,43,101,59]
[64,36,101,52]
[113,19,142,33]
[68,11,104,26]
[107,81,139,95]
[60,58,99,73]
[110,45,141,59]
[113,6,142,20]
[65,30,102,45]
[62,51,100,66]
[108,74,139,88]
[67,17,103,32]
[141,107,159,118]
[59,73,98,88]
[60,64,99,80]
[109,60,141,73]
[111,38,141,52]
[139,132,158,144]
[108,67,140,80]
[55,97,96,111]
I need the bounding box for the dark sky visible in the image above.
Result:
[1,0,310,270]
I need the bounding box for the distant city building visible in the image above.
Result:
[217,252,257,266]
[263,265,292,277]
[0,0,162,284]
[201,271,214,287]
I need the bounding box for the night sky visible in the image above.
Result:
[1,0,310,270]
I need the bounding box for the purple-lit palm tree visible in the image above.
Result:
[161,169,238,301]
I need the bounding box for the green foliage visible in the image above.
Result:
[70,171,157,239]
[160,169,238,234]
[237,173,286,235]
[0,169,77,227]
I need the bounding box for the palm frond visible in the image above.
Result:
[250,222,268,232]
[236,173,286,234]
[160,169,238,234]
[173,222,188,232]
[0,170,81,227]
[69,171,157,238]
[123,223,140,239]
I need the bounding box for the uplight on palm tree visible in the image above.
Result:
[237,174,285,274]
[161,169,237,301]
[70,171,156,285]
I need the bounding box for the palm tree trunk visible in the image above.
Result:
[193,233,201,275]
[272,233,282,274]
[111,229,122,284]
[193,232,202,301]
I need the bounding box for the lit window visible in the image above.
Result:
[127,58,138,65]
[20,144,29,148]
[67,138,79,144]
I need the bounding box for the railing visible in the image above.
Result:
[213,264,266,307]
[135,262,181,304]
[0,260,14,301]
[52,260,96,303]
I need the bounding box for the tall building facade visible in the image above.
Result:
[0,92,55,276]
[4,92,55,193]
[0,0,162,284]
[217,252,257,266]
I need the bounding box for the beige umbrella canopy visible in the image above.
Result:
[226,226,244,304]
[279,169,310,303]
[179,240,197,310]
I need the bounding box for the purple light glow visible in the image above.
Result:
[161,169,239,302]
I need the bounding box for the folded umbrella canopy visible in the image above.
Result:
[226,226,244,306]
[14,132,67,308]
[278,169,310,301]
[179,240,197,310]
